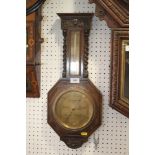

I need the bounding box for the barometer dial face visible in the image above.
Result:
[53,91,94,130]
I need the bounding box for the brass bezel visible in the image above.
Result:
[51,88,95,131]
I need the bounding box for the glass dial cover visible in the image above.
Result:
[53,91,94,130]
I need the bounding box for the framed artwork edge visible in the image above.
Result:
[110,28,129,118]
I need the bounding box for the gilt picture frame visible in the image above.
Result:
[110,28,129,117]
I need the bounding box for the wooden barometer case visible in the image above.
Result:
[48,13,102,149]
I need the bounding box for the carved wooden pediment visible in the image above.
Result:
[89,0,129,28]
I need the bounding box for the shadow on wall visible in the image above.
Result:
[50,18,63,76]
[50,18,62,45]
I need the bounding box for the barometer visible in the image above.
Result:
[48,13,102,149]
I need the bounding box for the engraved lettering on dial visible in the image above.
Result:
[53,91,94,130]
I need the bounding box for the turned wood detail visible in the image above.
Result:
[58,13,93,78]
[83,29,90,78]
[62,30,67,78]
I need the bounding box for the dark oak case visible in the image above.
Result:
[47,13,102,149]
[48,79,102,149]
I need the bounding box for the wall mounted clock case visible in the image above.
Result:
[26,0,44,97]
[47,13,102,149]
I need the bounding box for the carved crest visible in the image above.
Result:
[89,0,129,28]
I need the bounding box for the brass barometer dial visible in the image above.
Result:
[53,91,94,129]
[48,13,102,149]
